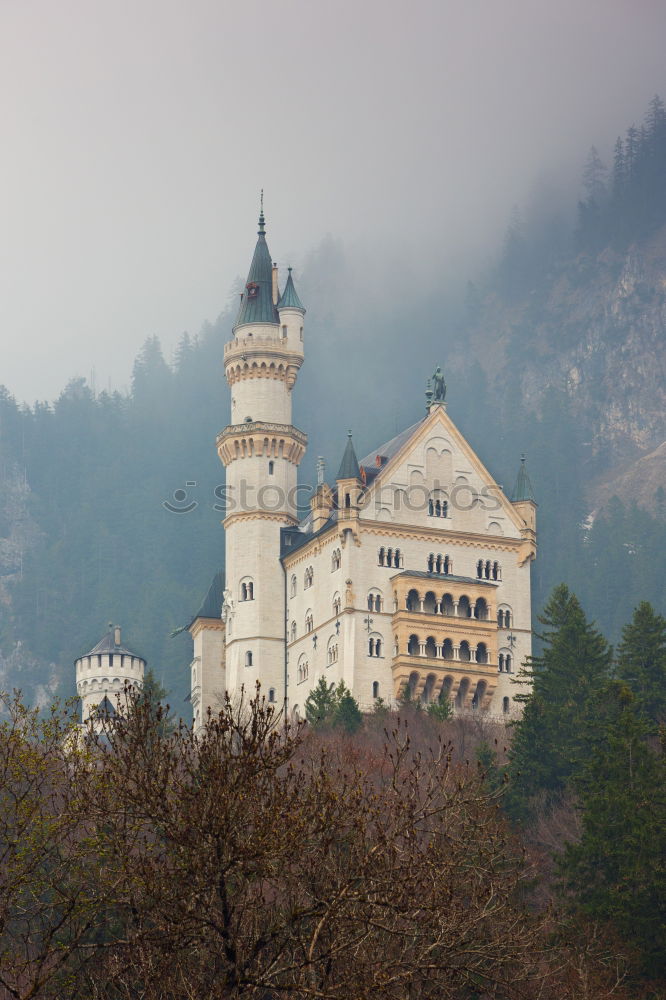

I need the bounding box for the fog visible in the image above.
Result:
[1,0,665,403]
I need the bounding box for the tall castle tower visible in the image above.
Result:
[217,206,307,703]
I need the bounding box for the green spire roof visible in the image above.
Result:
[234,209,280,328]
[337,430,361,481]
[193,570,225,621]
[511,456,536,502]
[278,268,305,312]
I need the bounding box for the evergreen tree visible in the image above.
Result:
[332,682,362,735]
[507,584,613,817]
[304,677,337,728]
[558,681,666,979]
[616,602,666,727]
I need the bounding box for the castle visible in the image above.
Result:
[187,208,537,728]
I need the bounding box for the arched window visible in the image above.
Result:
[333,593,341,616]
[368,635,383,657]
[368,589,382,613]
[304,566,314,589]
[503,696,510,714]
[505,654,512,673]
[241,582,247,601]
[269,688,276,703]
[327,637,338,664]
[290,574,297,598]
[290,621,297,642]
[443,555,451,574]
[476,559,483,578]
[407,634,419,656]
[499,653,505,672]
[245,650,253,667]
[378,547,385,566]
[492,561,501,580]
[297,655,309,684]
[305,611,314,633]
[332,548,341,571]
[427,553,434,572]
[386,548,393,568]
[498,606,512,629]
[394,548,402,567]
[372,681,379,699]
[268,460,274,475]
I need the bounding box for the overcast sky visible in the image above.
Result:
[1,0,665,403]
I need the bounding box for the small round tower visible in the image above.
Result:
[75,624,145,727]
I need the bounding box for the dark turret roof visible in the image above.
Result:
[278,268,305,312]
[337,431,361,481]
[83,628,145,661]
[192,570,225,622]
[234,211,280,328]
[511,456,536,503]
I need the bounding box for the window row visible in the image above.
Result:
[426,553,452,574]
[428,496,448,518]
[476,559,501,581]
[404,635,490,664]
[377,547,403,568]
[405,589,490,620]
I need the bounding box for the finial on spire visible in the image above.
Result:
[258,189,265,234]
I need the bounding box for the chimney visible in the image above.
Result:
[272,263,279,305]
[114,625,121,647]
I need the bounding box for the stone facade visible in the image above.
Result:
[189,214,536,729]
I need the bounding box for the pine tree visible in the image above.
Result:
[558,681,666,979]
[507,584,613,817]
[616,602,666,727]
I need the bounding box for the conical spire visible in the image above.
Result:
[511,455,536,502]
[337,430,361,481]
[278,267,305,312]
[234,199,280,328]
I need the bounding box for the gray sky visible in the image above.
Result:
[2,0,665,403]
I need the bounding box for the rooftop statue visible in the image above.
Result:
[432,366,447,402]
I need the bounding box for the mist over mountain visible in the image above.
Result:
[0,96,665,708]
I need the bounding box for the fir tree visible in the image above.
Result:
[616,601,666,727]
[507,584,613,817]
[332,682,362,735]
[558,681,666,979]
[304,677,337,728]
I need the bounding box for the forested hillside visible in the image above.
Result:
[0,97,664,708]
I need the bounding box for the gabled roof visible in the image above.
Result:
[278,268,305,311]
[337,431,361,480]
[192,570,225,623]
[511,456,536,503]
[358,406,529,535]
[234,211,280,328]
[359,419,425,486]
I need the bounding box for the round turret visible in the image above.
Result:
[75,624,145,727]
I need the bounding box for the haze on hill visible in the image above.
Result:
[2,0,666,402]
